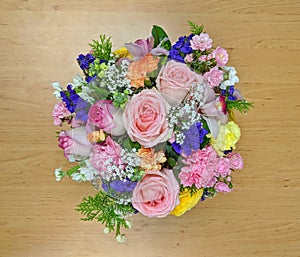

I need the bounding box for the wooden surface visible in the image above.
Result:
[0,1,299,256]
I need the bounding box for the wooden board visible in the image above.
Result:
[0,1,299,256]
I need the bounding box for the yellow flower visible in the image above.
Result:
[171,188,203,217]
[113,47,132,59]
[209,121,241,156]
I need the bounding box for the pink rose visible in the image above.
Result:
[215,158,231,177]
[90,136,122,181]
[227,152,244,170]
[190,33,213,51]
[156,60,203,106]
[58,126,92,161]
[52,102,71,126]
[215,182,232,193]
[203,67,223,88]
[132,169,179,218]
[213,47,228,66]
[123,89,171,148]
[87,100,125,136]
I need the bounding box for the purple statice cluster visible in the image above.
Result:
[102,179,138,194]
[168,34,194,63]
[74,98,90,122]
[172,122,208,156]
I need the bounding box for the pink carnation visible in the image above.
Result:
[190,33,213,51]
[179,146,218,189]
[52,102,71,126]
[213,47,228,66]
[215,182,232,193]
[215,158,231,177]
[90,136,122,180]
[203,67,223,88]
[227,152,244,170]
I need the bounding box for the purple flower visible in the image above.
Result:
[77,53,95,70]
[60,84,80,113]
[110,179,138,193]
[172,122,208,156]
[169,34,194,63]
[75,98,90,122]
[102,179,137,194]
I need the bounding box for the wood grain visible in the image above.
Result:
[0,0,299,256]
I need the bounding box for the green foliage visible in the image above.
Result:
[180,184,202,197]
[226,100,254,113]
[76,191,135,236]
[151,25,171,50]
[188,20,204,35]
[122,137,141,151]
[200,119,211,149]
[89,35,112,61]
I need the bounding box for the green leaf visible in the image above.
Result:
[123,138,141,151]
[151,25,171,50]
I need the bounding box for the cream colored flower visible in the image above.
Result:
[87,130,106,143]
[137,147,167,171]
[209,121,241,156]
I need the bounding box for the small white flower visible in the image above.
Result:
[103,227,110,234]
[54,168,64,181]
[78,160,97,181]
[71,172,85,182]
[116,234,127,244]
[220,66,239,89]
[51,82,62,99]
[125,220,132,229]
[72,75,84,88]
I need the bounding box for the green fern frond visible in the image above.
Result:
[188,20,204,35]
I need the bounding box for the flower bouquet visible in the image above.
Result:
[52,21,252,242]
